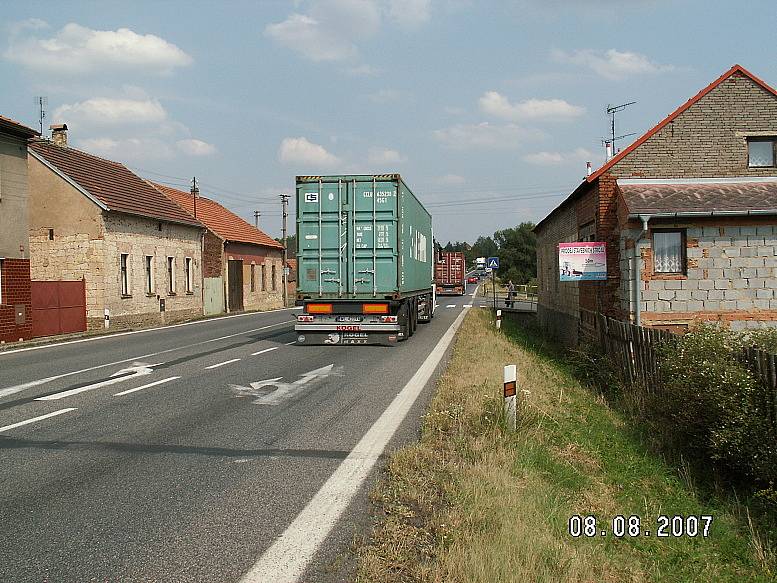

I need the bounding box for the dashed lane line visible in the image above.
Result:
[205,358,241,370]
[114,377,181,397]
[0,408,77,433]
[252,347,280,356]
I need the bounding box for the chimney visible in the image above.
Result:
[605,140,613,161]
[50,124,68,148]
[586,161,592,176]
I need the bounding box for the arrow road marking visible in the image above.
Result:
[34,363,157,401]
[230,364,339,406]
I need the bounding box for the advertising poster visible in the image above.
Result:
[558,242,607,281]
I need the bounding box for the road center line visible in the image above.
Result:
[114,377,181,396]
[0,408,77,433]
[0,320,292,400]
[251,347,279,356]
[238,307,470,583]
[205,358,241,370]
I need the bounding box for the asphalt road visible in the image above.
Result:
[0,284,481,583]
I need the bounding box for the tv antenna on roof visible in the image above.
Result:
[604,101,636,157]
[34,96,48,135]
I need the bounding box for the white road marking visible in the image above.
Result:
[35,363,156,401]
[471,284,480,299]
[464,304,473,308]
[231,364,337,406]
[0,321,292,400]
[0,307,302,357]
[239,307,470,583]
[205,358,241,370]
[446,304,456,308]
[113,376,181,396]
[284,341,296,346]
[251,347,279,356]
[0,408,77,433]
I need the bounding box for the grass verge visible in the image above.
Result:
[355,308,775,582]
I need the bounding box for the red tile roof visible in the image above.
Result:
[29,140,201,227]
[0,114,39,138]
[589,64,777,182]
[620,179,777,215]
[151,182,284,249]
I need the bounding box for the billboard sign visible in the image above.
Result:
[558,242,607,281]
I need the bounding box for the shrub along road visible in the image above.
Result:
[357,309,775,582]
[0,291,475,583]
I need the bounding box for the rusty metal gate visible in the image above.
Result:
[31,280,87,338]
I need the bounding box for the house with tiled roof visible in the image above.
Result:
[0,115,39,342]
[535,64,777,345]
[151,182,285,314]
[27,125,205,330]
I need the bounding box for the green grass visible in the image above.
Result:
[355,309,775,582]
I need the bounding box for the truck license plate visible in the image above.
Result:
[336,316,363,322]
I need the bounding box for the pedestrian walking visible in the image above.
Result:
[507,280,515,308]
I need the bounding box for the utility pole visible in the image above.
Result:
[191,176,199,218]
[280,194,290,307]
[254,210,261,229]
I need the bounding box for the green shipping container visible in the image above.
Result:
[296,174,433,300]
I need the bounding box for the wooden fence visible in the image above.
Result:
[582,310,777,431]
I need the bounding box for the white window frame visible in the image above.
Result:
[145,255,154,295]
[185,257,193,293]
[167,256,176,295]
[120,253,130,297]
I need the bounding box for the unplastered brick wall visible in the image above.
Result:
[611,73,777,179]
[0,258,33,342]
[634,223,777,331]
[99,214,203,327]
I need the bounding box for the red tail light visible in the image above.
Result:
[380,315,398,323]
[297,315,314,322]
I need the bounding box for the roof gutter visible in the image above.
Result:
[628,209,777,219]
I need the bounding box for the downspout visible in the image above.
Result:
[634,215,651,327]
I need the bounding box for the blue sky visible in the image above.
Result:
[3,1,776,242]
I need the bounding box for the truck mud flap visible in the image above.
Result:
[295,331,398,346]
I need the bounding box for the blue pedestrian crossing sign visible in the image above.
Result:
[487,257,499,269]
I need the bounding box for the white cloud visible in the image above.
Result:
[265,0,381,62]
[4,22,192,74]
[433,122,545,150]
[53,98,167,128]
[551,48,674,80]
[523,147,593,166]
[77,137,175,161]
[367,147,406,165]
[176,139,217,157]
[389,0,431,28]
[436,174,466,185]
[279,137,340,167]
[479,91,585,121]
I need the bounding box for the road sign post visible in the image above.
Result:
[504,364,517,431]
[488,257,499,311]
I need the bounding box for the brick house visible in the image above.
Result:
[151,182,285,314]
[0,115,39,342]
[535,64,777,345]
[27,127,205,329]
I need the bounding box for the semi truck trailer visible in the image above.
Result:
[294,174,434,346]
[434,251,466,295]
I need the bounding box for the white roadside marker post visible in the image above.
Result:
[104,308,110,329]
[496,309,502,329]
[504,364,517,432]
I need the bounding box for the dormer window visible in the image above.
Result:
[748,137,776,167]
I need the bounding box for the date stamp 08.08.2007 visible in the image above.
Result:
[568,515,713,538]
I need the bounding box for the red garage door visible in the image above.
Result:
[31,280,87,338]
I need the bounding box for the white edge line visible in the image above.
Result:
[0,321,291,400]
[205,358,241,370]
[238,306,470,583]
[0,408,77,433]
[0,307,301,357]
[114,376,181,396]
[251,347,280,356]
[284,341,296,346]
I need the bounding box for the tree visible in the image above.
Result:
[276,234,297,257]
[493,222,536,284]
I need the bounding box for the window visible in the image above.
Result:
[185,257,193,293]
[271,264,277,291]
[145,256,154,295]
[250,263,256,292]
[653,230,685,274]
[120,253,130,296]
[748,138,776,167]
[167,256,176,294]
[261,264,267,291]
[48,229,54,241]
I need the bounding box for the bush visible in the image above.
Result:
[657,324,777,487]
